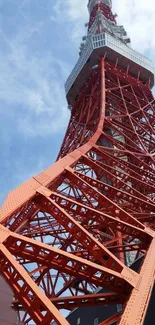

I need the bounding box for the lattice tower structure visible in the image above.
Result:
[0,0,155,324]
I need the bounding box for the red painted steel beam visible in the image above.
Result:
[2,227,135,291]
[99,313,122,325]
[13,292,123,311]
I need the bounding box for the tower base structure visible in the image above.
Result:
[0,58,155,324]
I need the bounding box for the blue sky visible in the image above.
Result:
[0,0,155,205]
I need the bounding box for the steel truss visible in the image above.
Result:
[1,59,155,324]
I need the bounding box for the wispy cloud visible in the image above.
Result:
[113,0,155,56]
[51,0,88,42]
[0,28,70,138]
[0,0,72,203]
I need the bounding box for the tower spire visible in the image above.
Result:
[87,0,127,41]
[88,0,112,13]
[88,0,115,27]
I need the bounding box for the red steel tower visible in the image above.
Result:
[0,0,155,324]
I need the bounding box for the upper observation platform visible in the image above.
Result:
[65,0,154,103]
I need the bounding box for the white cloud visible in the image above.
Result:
[113,0,155,55]
[51,0,88,42]
[0,22,70,137]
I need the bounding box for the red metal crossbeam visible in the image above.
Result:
[14,292,123,311]
[99,313,122,325]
